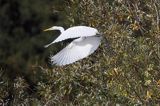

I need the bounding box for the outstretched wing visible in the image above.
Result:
[50,36,101,66]
[44,26,99,48]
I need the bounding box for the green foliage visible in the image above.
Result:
[0,0,59,74]
[0,0,160,105]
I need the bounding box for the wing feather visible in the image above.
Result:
[57,52,64,65]
[50,36,101,66]
[51,26,98,44]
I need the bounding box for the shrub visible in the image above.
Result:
[0,0,160,105]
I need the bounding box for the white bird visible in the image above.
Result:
[44,26,101,66]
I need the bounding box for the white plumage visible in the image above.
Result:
[44,26,101,66]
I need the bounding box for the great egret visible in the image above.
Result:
[44,26,101,66]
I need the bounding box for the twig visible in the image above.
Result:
[153,0,160,31]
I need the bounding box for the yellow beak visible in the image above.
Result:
[43,27,52,32]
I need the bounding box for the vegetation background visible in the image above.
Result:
[0,0,160,105]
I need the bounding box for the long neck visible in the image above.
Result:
[54,26,65,33]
